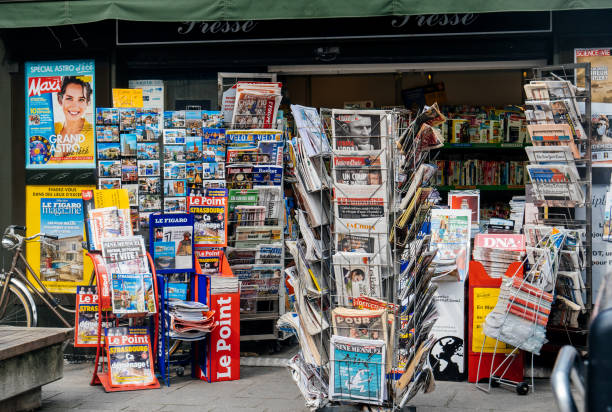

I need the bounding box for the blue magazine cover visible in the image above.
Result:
[149,213,194,274]
[330,336,386,404]
[111,273,146,314]
[253,165,282,186]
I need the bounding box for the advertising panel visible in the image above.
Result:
[26,60,96,169]
[25,185,95,293]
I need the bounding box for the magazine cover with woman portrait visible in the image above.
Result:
[26,60,96,169]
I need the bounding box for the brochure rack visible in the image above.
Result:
[88,251,161,392]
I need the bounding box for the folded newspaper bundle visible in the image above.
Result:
[210,276,239,294]
[168,300,216,340]
[483,277,552,355]
[472,234,526,278]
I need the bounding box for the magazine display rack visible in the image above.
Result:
[217,74,287,341]
[281,105,443,409]
[524,63,592,330]
[217,88,286,341]
[474,63,593,395]
[88,251,161,392]
[156,253,235,386]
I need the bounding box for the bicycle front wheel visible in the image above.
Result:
[0,281,35,327]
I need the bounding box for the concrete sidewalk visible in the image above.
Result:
[40,361,569,412]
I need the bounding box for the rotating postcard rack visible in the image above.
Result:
[475,63,592,395]
[281,104,442,409]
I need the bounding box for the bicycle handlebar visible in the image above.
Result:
[13,226,26,231]
[25,232,59,241]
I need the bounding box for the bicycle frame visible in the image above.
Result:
[0,237,73,328]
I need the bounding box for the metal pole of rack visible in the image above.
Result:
[584,62,593,310]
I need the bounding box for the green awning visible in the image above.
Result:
[0,0,611,29]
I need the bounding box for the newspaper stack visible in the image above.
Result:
[211,275,239,294]
[472,234,525,278]
[168,300,216,340]
[509,196,526,234]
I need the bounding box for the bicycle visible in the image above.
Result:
[0,224,186,360]
[0,225,79,327]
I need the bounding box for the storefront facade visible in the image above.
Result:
[0,8,609,231]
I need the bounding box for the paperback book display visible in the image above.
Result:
[439,105,529,145]
[435,159,527,187]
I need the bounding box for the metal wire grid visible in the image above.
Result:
[474,63,593,395]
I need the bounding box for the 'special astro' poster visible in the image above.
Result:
[26,60,96,169]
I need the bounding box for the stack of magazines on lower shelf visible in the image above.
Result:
[167,300,216,341]
[472,234,526,278]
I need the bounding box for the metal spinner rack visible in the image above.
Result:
[475,63,592,395]
[328,109,395,406]
[285,105,440,410]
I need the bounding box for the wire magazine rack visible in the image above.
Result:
[88,251,161,392]
[475,63,593,395]
[285,105,442,410]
